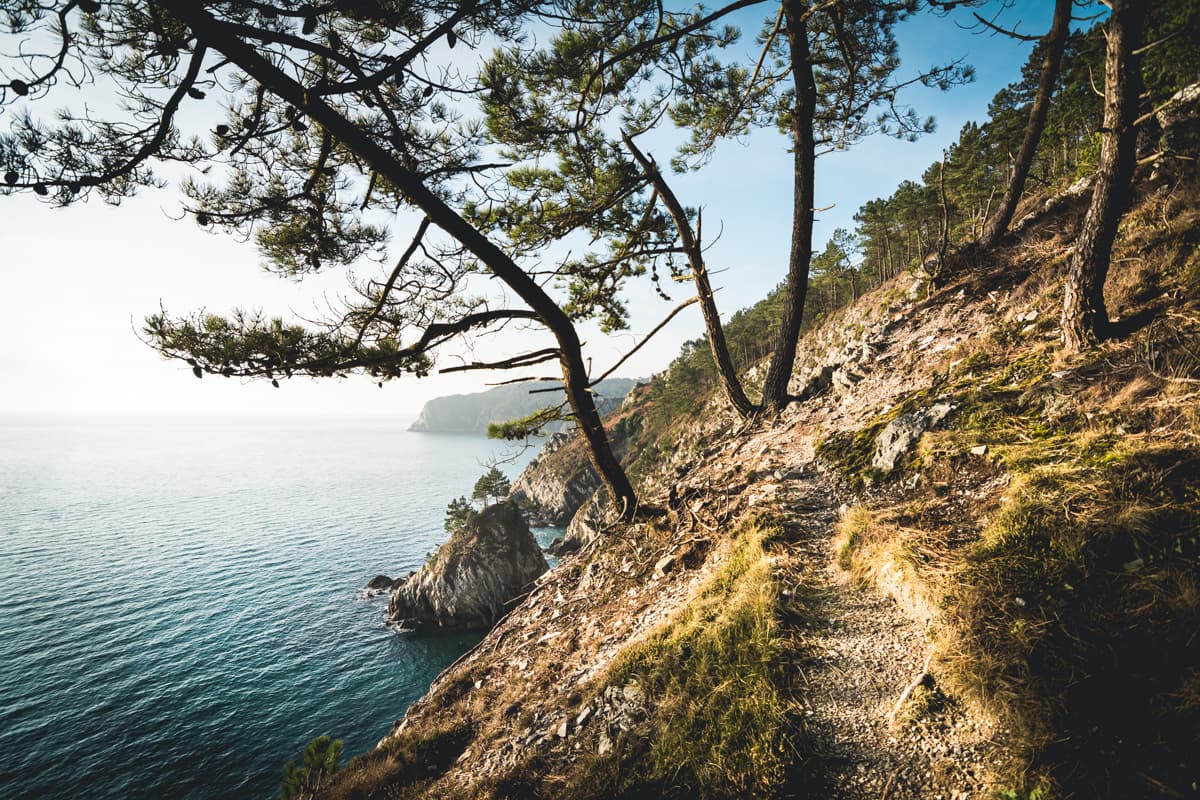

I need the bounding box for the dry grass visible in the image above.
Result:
[554,519,805,800]
[320,723,474,800]
[833,506,942,624]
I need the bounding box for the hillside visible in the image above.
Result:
[320,171,1200,798]
[409,379,639,435]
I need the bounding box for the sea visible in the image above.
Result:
[0,414,557,800]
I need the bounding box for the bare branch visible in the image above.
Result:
[350,217,432,350]
[439,348,561,374]
[588,295,700,388]
[971,11,1040,42]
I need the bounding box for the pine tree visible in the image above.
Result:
[444,497,477,533]
[0,0,638,519]
[280,736,342,800]
[978,0,1074,248]
[1061,0,1145,352]
[472,467,511,508]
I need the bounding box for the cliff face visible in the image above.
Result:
[507,433,600,526]
[408,379,637,434]
[508,386,649,528]
[387,502,548,632]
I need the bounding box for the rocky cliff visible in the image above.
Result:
[507,432,600,527]
[408,379,638,434]
[387,502,548,632]
[508,385,649,529]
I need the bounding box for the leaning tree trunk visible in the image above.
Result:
[622,134,758,419]
[1061,0,1144,353]
[979,0,1073,249]
[761,0,817,414]
[167,2,640,518]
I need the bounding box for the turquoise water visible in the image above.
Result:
[0,415,550,800]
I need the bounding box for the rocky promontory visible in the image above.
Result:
[387,502,548,632]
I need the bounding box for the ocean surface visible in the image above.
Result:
[0,415,555,800]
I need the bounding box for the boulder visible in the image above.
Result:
[794,364,835,401]
[545,535,580,557]
[387,502,548,632]
[871,402,953,473]
[560,490,616,552]
[366,574,397,591]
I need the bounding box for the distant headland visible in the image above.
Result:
[408,378,639,435]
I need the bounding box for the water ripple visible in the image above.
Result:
[0,416,532,800]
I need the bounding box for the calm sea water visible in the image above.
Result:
[0,415,553,800]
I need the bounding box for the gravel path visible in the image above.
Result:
[774,474,1006,799]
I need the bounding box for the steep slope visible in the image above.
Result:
[320,172,1200,799]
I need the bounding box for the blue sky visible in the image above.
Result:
[0,1,1065,418]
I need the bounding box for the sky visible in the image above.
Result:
[0,1,1062,419]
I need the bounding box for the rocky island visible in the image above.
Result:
[386,502,548,632]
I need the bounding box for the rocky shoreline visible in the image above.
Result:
[374,502,548,633]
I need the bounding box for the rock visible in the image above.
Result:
[597,730,613,756]
[1156,81,1200,171]
[654,554,676,576]
[556,720,570,738]
[554,489,615,553]
[832,364,867,396]
[871,403,954,473]
[509,432,601,526]
[795,364,835,400]
[387,501,548,632]
[1011,175,1094,235]
[969,445,988,457]
[509,387,647,527]
[366,574,397,591]
[545,536,580,557]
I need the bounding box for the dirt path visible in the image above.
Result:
[772,472,1004,799]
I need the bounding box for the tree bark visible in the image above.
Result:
[761,0,817,414]
[979,0,1073,249]
[166,2,639,517]
[622,134,759,419]
[1061,0,1144,353]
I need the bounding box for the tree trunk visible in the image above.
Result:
[168,2,641,517]
[761,0,817,414]
[1062,0,1144,353]
[979,0,1073,249]
[933,152,950,285]
[622,134,758,419]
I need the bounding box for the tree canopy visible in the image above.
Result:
[3,0,1194,520]
[0,0,648,515]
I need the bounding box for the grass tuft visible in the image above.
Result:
[563,521,801,800]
